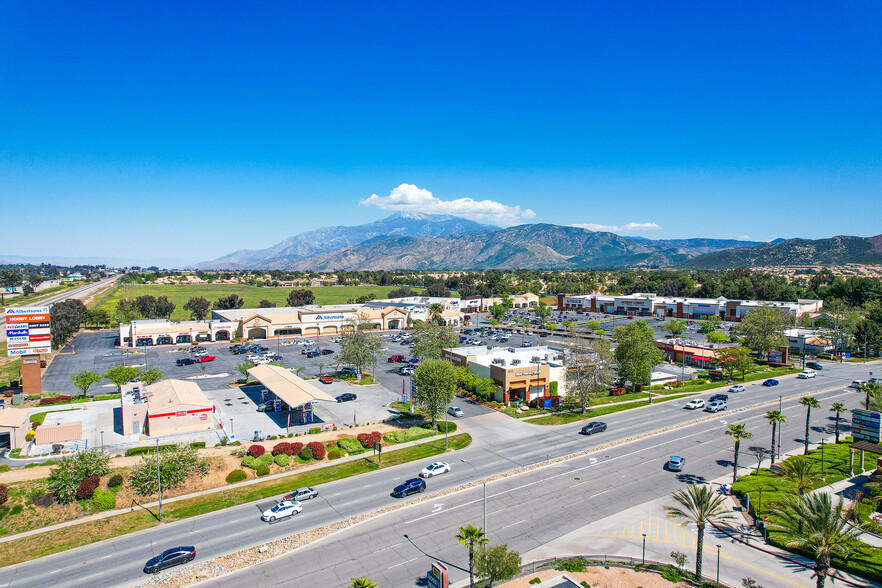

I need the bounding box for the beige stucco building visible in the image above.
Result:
[120,380,215,437]
[443,345,564,404]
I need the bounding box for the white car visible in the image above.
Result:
[253,357,272,365]
[261,500,302,521]
[797,371,816,379]
[849,380,867,389]
[684,399,706,410]
[447,406,464,417]
[420,462,450,478]
[728,385,745,393]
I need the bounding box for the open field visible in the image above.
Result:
[89,283,425,321]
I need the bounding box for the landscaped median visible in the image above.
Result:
[0,433,471,568]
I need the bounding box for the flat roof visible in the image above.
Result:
[247,364,337,407]
[0,408,28,428]
[146,379,212,411]
[447,345,563,369]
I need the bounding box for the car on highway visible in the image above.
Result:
[284,487,318,501]
[762,379,779,387]
[392,478,426,497]
[705,400,727,412]
[318,375,334,384]
[447,406,464,417]
[684,399,706,410]
[709,393,728,402]
[261,500,302,522]
[870,377,882,385]
[580,421,607,435]
[420,462,450,478]
[806,362,824,371]
[336,393,357,403]
[797,370,816,379]
[728,385,745,393]
[176,358,196,366]
[849,380,867,388]
[195,355,215,363]
[666,456,686,472]
[388,354,406,362]
[144,546,196,574]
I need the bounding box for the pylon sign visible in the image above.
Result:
[5,307,51,356]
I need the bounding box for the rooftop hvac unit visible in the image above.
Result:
[511,359,521,365]
[499,359,506,366]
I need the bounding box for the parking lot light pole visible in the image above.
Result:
[716,544,721,585]
[461,459,486,534]
[642,533,646,564]
[100,430,104,449]
[156,438,162,522]
[777,395,783,460]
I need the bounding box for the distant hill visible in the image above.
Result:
[678,235,882,269]
[197,212,499,269]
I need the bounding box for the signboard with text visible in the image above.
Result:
[852,409,882,444]
[5,307,51,357]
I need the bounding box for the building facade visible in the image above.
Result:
[443,345,564,403]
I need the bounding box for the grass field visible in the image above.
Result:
[90,283,424,321]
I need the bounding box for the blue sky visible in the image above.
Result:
[1,2,880,264]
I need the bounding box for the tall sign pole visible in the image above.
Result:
[5,307,51,396]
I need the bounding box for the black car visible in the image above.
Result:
[176,358,196,366]
[709,393,729,402]
[806,362,824,371]
[580,422,607,435]
[336,393,357,403]
[320,348,334,355]
[392,478,426,498]
[144,546,196,574]
[306,350,320,358]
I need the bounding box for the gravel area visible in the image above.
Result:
[500,567,692,588]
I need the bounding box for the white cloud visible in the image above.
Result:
[359,184,535,226]
[571,221,663,233]
[731,233,753,241]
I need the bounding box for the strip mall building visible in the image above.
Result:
[556,293,822,321]
[442,345,565,403]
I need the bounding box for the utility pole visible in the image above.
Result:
[156,438,163,522]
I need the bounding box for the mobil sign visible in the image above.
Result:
[5,306,52,357]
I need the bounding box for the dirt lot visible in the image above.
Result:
[501,567,692,588]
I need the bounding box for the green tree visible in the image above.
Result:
[698,316,721,334]
[234,361,252,381]
[659,319,687,338]
[349,578,377,588]
[102,365,141,393]
[413,358,457,427]
[665,484,734,582]
[858,382,882,411]
[70,370,102,397]
[725,424,753,483]
[489,303,507,322]
[829,402,847,444]
[154,296,175,319]
[776,456,819,496]
[287,288,315,307]
[428,303,444,325]
[115,298,141,323]
[765,410,786,465]
[183,296,211,320]
[739,306,788,358]
[707,331,728,344]
[613,321,664,388]
[564,338,614,414]
[47,449,111,504]
[456,525,488,588]
[411,321,456,361]
[799,396,820,454]
[475,543,521,588]
[338,315,381,377]
[139,366,164,386]
[769,493,862,588]
[534,302,551,328]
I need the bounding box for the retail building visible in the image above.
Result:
[557,293,822,320]
[442,345,564,403]
[120,380,215,437]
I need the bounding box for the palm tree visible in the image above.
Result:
[665,484,735,581]
[350,578,378,588]
[769,493,862,588]
[829,402,847,444]
[429,303,444,325]
[765,410,786,465]
[776,456,820,495]
[858,382,882,411]
[725,423,753,483]
[456,524,487,588]
[800,396,821,454]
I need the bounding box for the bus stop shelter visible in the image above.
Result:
[247,364,337,424]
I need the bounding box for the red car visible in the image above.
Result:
[387,355,405,363]
[195,355,216,363]
[318,375,333,384]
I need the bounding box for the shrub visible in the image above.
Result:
[383,426,436,444]
[241,456,257,469]
[308,427,321,435]
[337,438,364,454]
[39,395,72,406]
[257,454,274,467]
[48,449,111,504]
[76,475,100,501]
[0,465,8,473]
[274,454,290,467]
[11,504,22,515]
[327,450,341,460]
[128,444,204,495]
[0,485,7,505]
[91,489,116,511]
[25,430,34,442]
[357,433,374,449]
[272,442,293,456]
[290,442,304,455]
[437,421,457,433]
[225,469,247,483]
[609,387,626,396]
[190,442,206,449]
[107,474,124,488]
[307,441,326,460]
[298,446,313,460]
[248,444,265,458]
[256,466,270,477]
[556,557,588,573]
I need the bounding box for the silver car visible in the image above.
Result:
[447,406,464,417]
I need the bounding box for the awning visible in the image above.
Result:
[247,364,337,408]
[692,355,713,361]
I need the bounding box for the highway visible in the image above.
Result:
[0,359,875,588]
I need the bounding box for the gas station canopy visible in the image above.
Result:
[247,364,337,408]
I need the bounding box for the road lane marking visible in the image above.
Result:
[388,557,418,569]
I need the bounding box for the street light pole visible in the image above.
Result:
[716,544,721,585]
[156,438,162,522]
[100,430,104,449]
[777,394,783,461]
[461,459,486,534]
[642,533,646,564]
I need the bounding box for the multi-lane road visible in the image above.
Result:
[0,358,875,587]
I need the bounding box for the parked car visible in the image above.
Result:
[338,366,357,376]
[318,375,334,384]
[684,399,706,410]
[806,362,824,371]
[666,456,686,472]
[257,400,290,412]
[762,379,779,387]
[305,350,320,358]
[521,340,533,347]
[320,349,334,355]
[580,421,607,435]
[144,546,196,574]
[850,380,867,388]
[447,406,464,417]
[189,347,207,354]
[728,385,745,393]
[870,377,882,385]
[392,478,426,497]
[388,355,406,363]
[399,366,415,376]
[420,462,450,478]
[176,358,196,366]
[336,393,357,403]
[407,358,419,364]
[709,393,728,402]
[195,355,215,363]
[261,500,302,522]
[797,370,816,379]
[284,487,318,501]
[705,400,727,412]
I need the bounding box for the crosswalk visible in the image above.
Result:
[585,514,699,549]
